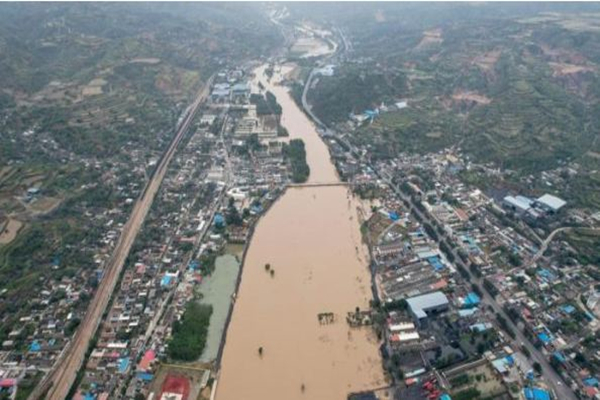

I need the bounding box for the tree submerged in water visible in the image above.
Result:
[265,263,271,271]
[258,346,263,357]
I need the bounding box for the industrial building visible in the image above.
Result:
[406,291,449,324]
[535,194,566,214]
[503,193,567,218]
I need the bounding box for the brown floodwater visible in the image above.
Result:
[215,65,384,400]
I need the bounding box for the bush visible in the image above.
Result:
[168,303,213,361]
[283,139,310,183]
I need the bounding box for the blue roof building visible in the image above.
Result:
[553,351,566,364]
[137,372,154,382]
[523,387,550,400]
[161,275,173,287]
[537,331,552,345]
[29,340,41,352]
[463,292,481,308]
[561,304,576,314]
[427,256,445,271]
[214,213,225,227]
[118,357,130,373]
[584,377,599,387]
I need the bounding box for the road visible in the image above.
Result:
[370,172,577,400]
[295,37,577,398]
[299,23,345,132]
[301,68,325,130]
[373,170,577,400]
[525,227,571,268]
[29,75,214,400]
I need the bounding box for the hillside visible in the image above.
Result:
[0,3,280,328]
[304,5,600,175]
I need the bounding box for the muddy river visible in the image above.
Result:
[215,65,384,400]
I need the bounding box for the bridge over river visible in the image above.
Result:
[287,181,350,188]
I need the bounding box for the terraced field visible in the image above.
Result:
[305,5,600,175]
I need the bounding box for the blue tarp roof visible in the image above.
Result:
[214,213,225,226]
[526,371,535,381]
[505,355,515,366]
[84,394,96,400]
[553,351,566,363]
[388,212,399,221]
[118,357,130,373]
[29,340,41,352]
[427,256,445,271]
[584,377,599,387]
[523,387,551,400]
[464,292,481,308]
[137,372,154,381]
[561,304,576,314]
[538,332,552,344]
[161,275,173,287]
[537,268,557,282]
[440,395,452,400]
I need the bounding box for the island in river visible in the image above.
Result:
[215,64,385,400]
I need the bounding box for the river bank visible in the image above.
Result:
[214,65,384,400]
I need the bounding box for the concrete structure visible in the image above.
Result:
[406,291,449,323]
[503,195,534,215]
[535,194,566,213]
[231,82,250,98]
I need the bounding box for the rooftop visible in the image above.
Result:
[406,291,449,319]
[537,194,566,211]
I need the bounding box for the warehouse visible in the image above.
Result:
[535,194,566,214]
[406,291,449,325]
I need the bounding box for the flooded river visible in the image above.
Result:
[216,66,384,400]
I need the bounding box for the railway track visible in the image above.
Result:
[29,75,214,400]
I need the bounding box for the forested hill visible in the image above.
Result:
[0,3,281,164]
[300,4,600,175]
[0,3,280,319]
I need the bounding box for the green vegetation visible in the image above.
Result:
[450,374,471,387]
[452,388,481,400]
[168,302,213,361]
[304,4,600,176]
[14,372,43,400]
[0,3,282,335]
[250,91,283,115]
[307,65,406,124]
[283,139,310,183]
[563,228,600,265]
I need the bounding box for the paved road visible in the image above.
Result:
[296,47,577,399]
[29,76,214,400]
[378,175,577,400]
[525,227,571,268]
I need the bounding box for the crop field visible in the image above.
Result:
[308,8,600,177]
[0,218,23,245]
[0,2,283,335]
[564,228,600,265]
